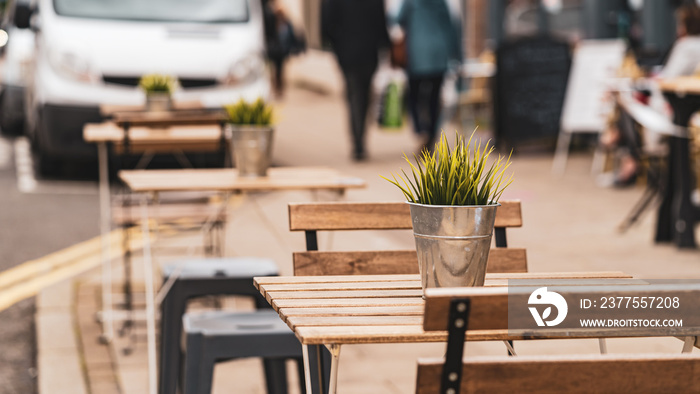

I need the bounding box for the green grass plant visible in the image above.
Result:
[138,74,177,94]
[224,98,273,126]
[383,131,513,206]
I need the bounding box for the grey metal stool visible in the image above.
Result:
[183,310,305,394]
[159,257,302,394]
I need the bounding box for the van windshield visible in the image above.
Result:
[53,0,249,23]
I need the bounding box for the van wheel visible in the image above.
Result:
[30,122,62,178]
[0,116,24,136]
[33,148,63,178]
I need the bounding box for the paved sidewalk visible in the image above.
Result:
[37,51,700,394]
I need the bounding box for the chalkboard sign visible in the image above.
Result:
[494,36,571,147]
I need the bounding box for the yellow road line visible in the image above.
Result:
[0,231,119,291]
[0,197,240,312]
[0,229,146,312]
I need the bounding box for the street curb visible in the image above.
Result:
[36,279,88,394]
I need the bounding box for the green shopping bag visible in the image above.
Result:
[381,81,403,130]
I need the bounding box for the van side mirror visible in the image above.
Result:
[14,3,32,29]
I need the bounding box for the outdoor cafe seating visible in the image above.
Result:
[249,200,700,394]
[86,97,698,394]
[86,98,700,394]
[83,103,232,352]
[174,200,523,394]
[141,196,700,394]
[114,165,366,394]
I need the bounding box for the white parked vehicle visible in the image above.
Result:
[17,0,270,174]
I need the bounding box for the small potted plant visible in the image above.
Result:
[138,74,177,112]
[383,131,513,294]
[224,98,274,177]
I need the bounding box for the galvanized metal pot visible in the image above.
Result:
[228,125,274,177]
[407,202,499,294]
[145,93,172,112]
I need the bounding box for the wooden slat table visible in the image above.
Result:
[254,271,641,393]
[84,117,231,353]
[109,109,227,127]
[118,167,367,193]
[119,166,366,394]
[86,107,232,394]
[84,122,224,153]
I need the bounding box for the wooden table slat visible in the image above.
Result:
[658,76,700,95]
[255,274,417,286]
[119,167,366,193]
[271,297,426,311]
[265,289,424,303]
[260,280,420,293]
[286,315,424,330]
[84,123,223,144]
[254,271,632,288]
[111,109,227,126]
[278,305,424,318]
[294,325,450,345]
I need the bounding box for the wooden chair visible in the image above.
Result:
[288,200,525,276]
[416,285,700,394]
[287,200,523,393]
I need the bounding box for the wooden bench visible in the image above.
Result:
[288,200,525,276]
[417,285,700,394]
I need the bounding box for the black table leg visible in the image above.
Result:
[671,136,697,248]
[656,141,675,243]
[656,93,699,249]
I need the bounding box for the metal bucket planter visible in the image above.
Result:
[228,125,274,177]
[145,93,172,112]
[408,203,499,295]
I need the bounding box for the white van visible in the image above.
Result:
[17,0,269,173]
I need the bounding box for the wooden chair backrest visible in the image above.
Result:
[288,201,524,276]
[416,354,700,394]
[417,285,700,394]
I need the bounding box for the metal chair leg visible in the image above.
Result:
[552,130,572,176]
[263,358,290,394]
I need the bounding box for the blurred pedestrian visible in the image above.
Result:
[603,3,700,187]
[396,0,462,153]
[657,3,700,79]
[263,0,304,98]
[322,0,390,161]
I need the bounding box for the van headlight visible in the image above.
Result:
[223,53,264,85]
[48,49,97,83]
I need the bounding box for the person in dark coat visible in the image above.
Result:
[322,0,390,161]
[263,0,294,98]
